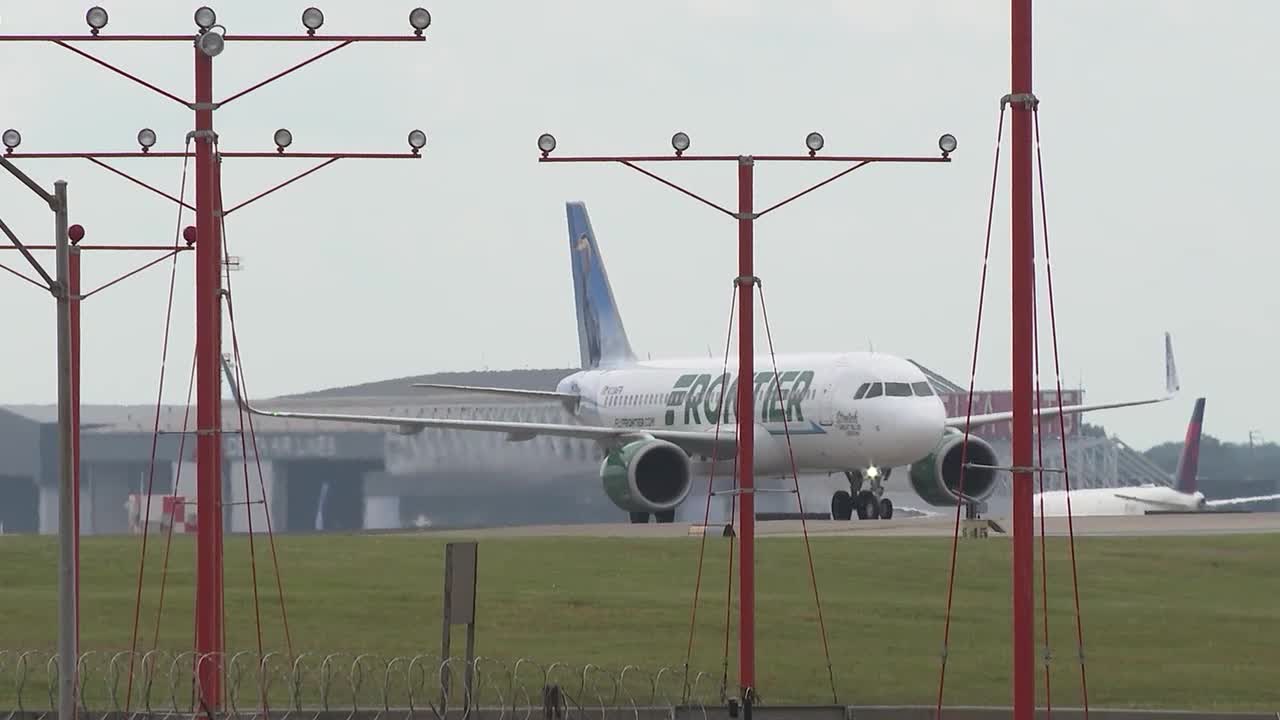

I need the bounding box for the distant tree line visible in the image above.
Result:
[1144,434,1280,506]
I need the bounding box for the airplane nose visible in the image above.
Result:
[913,399,946,454]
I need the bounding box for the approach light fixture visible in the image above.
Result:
[938,133,957,157]
[409,7,432,34]
[197,28,225,57]
[194,6,217,31]
[805,131,824,156]
[2,128,20,153]
[137,128,157,152]
[68,225,86,244]
[407,129,427,154]
[537,133,556,157]
[85,6,108,34]
[273,128,293,152]
[671,131,690,156]
[302,7,324,34]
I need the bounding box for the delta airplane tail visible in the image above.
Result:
[567,202,637,369]
[1172,397,1205,493]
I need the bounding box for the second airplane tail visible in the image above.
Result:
[566,202,637,369]
[1172,397,1206,494]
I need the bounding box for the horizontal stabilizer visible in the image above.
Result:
[1205,493,1280,508]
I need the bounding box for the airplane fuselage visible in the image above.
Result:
[555,350,948,476]
[1032,485,1206,516]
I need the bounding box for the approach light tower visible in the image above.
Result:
[536,130,954,715]
[0,6,431,714]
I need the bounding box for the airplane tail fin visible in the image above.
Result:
[1172,397,1205,493]
[1164,331,1180,396]
[566,202,636,369]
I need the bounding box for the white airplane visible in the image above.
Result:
[222,202,1181,525]
[1033,398,1280,515]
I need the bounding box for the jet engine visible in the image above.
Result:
[907,431,1001,507]
[600,438,693,514]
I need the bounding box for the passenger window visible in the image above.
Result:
[865,383,883,398]
[854,383,870,400]
[885,382,912,397]
[912,381,935,397]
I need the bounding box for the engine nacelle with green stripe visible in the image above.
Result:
[908,431,1001,507]
[600,438,693,514]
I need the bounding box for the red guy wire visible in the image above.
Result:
[684,285,738,700]
[218,167,295,658]
[936,105,1006,718]
[757,282,838,703]
[1032,261,1054,715]
[1035,109,1091,718]
[151,348,198,654]
[125,142,191,712]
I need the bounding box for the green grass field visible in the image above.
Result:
[1,531,1277,711]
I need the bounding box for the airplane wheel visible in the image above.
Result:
[831,491,853,521]
[855,491,880,520]
[629,511,649,524]
[655,509,676,524]
[879,498,894,520]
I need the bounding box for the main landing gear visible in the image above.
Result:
[830,468,894,521]
[629,510,676,524]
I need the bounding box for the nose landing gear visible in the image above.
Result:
[830,468,894,520]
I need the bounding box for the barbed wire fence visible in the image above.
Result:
[0,650,725,719]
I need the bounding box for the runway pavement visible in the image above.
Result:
[413,510,1280,540]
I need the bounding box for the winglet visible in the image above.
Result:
[1164,331,1180,397]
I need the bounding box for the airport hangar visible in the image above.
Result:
[0,362,1174,536]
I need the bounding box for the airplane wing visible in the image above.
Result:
[1111,492,1190,511]
[409,383,579,402]
[221,360,734,457]
[1205,493,1280,508]
[945,332,1180,430]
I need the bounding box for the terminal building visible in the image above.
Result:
[0,364,1174,535]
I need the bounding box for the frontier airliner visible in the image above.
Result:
[223,202,1181,524]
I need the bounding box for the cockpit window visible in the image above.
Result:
[884,382,913,397]
[912,381,935,397]
[864,382,883,399]
[854,382,870,400]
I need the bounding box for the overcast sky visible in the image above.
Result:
[1,1,1275,452]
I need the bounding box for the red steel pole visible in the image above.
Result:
[70,240,81,649]
[193,42,224,711]
[1010,0,1036,717]
[736,155,756,708]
